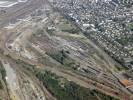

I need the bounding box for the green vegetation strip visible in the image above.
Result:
[36,71,118,100]
[0,80,3,89]
[0,61,6,82]
[15,58,119,100]
[59,23,79,34]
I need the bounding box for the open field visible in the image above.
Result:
[0,0,132,100]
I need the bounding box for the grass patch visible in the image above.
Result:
[0,61,6,82]
[46,50,79,70]
[36,70,118,100]
[14,59,118,100]
[128,23,133,31]
[59,22,79,34]
[0,80,3,89]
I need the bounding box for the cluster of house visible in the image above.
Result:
[49,0,133,68]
